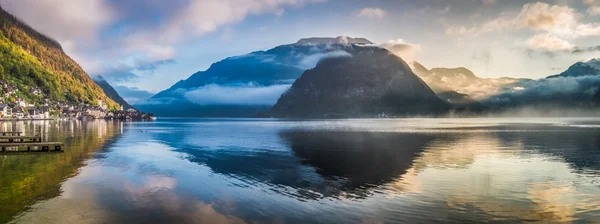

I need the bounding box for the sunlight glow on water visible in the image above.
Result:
[2,118,600,223]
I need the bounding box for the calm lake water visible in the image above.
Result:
[2,118,600,223]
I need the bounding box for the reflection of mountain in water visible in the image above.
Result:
[177,131,433,200]
[281,131,433,192]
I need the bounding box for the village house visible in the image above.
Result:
[12,107,24,119]
[0,104,11,118]
[85,107,106,119]
[26,106,40,118]
[98,100,107,110]
[41,106,50,119]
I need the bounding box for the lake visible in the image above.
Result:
[2,118,600,223]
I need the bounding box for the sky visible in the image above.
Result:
[1,0,599,101]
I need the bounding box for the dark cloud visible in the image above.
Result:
[527,45,600,57]
[571,45,600,54]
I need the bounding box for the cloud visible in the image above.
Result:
[483,0,496,5]
[575,23,600,36]
[482,75,600,107]
[2,0,325,79]
[357,8,386,19]
[1,0,115,45]
[379,39,422,64]
[585,0,600,15]
[448,2,587,37]
[445,2,600,57]
[527,34,575,52]
[589,6,600,15]
[184,84,291,105]
[517,2,577,34]
[445,26,479,37]
[297,50,352,69]
[114,85,156,104]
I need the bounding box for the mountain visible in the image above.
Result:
[478,58,600,110]
[412,62,528,101]
[93,76,135,110]
[137,36,373,117]
[268,45,450,118]
[412,62,484,109]
[0,6,118,109]
[548,58,600,78]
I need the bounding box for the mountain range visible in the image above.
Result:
[2,4,597,119]
[136,37,375,117]
[131,35,600,117]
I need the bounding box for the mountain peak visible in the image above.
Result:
[295,36,372,45]
[585,58,600,70]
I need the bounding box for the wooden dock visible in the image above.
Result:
[0,130,64,153]
[0,136,42,143]
[0,131,22,136]
[0,142,64,153]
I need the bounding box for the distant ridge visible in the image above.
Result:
[548,58,600,78]
[93,76,135,110]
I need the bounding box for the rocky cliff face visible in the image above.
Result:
[269,45,450,118]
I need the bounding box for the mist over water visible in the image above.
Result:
[3,118,600,223]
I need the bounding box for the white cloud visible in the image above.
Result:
[575,23,600,36]
[1,0,325,77]
[445,26,479,37]
[1,0,115,45]
[483,0,496,5]
[357,8,386,19]
[184,84,291,105]
[449,2,581,37]
[379,39,422,64]
[1,0,116,74]
[517,2,577,34]
[298,50,352,69]
[589,6,600,15]
[445,2,600,55]
[585,0,600,15]
[527,33,575,52]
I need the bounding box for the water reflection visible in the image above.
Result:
[281,131,435,199]
[5,119,600,223]
[0,120,122,223]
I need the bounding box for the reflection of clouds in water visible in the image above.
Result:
[525,182,600,222]
[391,134,507,194]
[14,167,246,224]
[386,133,600,222]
